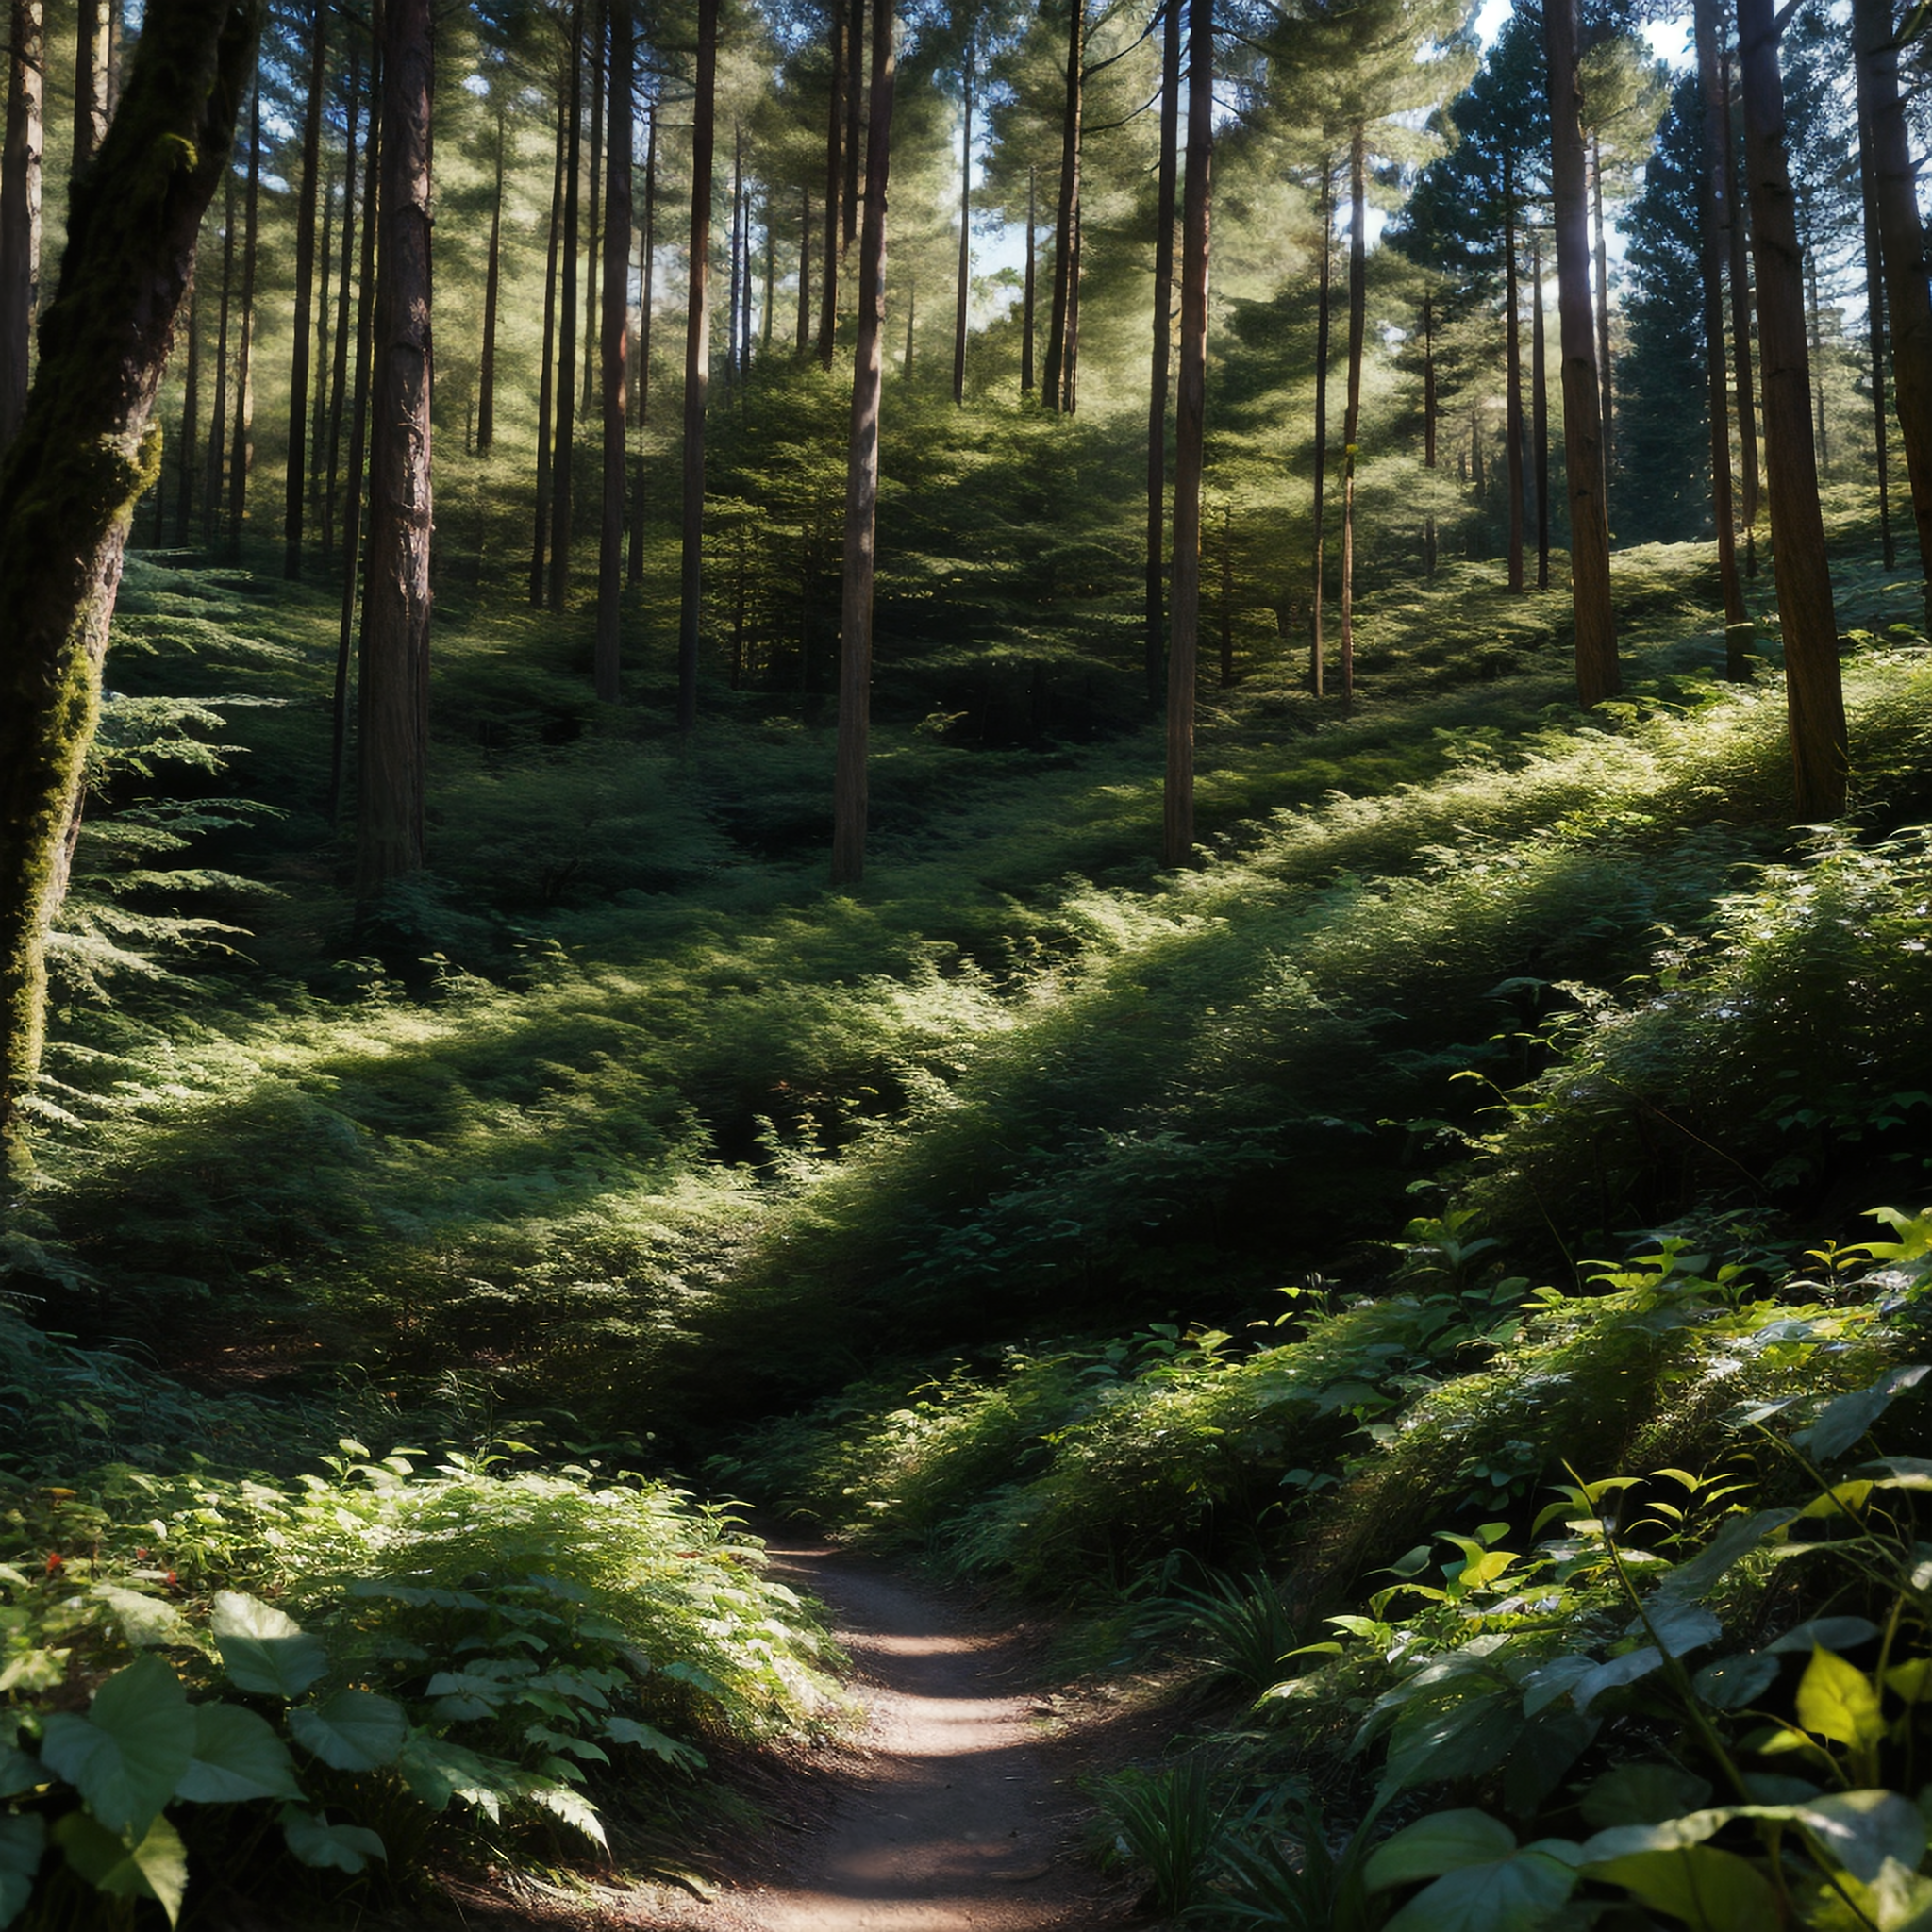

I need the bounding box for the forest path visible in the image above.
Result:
[684,1538,1130,1932]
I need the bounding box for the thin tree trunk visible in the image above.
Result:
[904,273,913,368]
[311,108,333,529]
[204,165,232,541]
[630,99,654,584]
[842,0,862,255]
[175,261,199,541]
[726,125,742,391]
[761,192,774,353]
[1504,146,1524,593]
[1042,0,1082,413]
[226,75,259,550]
[1021,164,1035,393]
[953,39,972,404]
[1692,0,1749,675]
[797,182,811,353]
[1805,230,1827,473]
[1532,228,1549,591]
[1161,0,1210,869]
[530,76,565,604]
[581,0,604,416]
[1309,158,1331,694]
[595,0,629,702]
[284,0,325,576]
[816,0,842,368]
[1854,0,1932,629]
[0,0,258,1153]
[1591,129,1613,486]
[1218,500,1233,684]
[1544,0,1619,705]
[677,0,717,733]
[1064,203,1081,409]
[324,45,358,568]
[829,0,893,884]
[71,0,108,173]
[548,0,584,610]
[1144,0,1179,706]
[1857,89,1894,570]
[329,1,380,824]
[1,0,45,453]
[1741,0,1843,814]
[478,96,503,452]
[1423,291,1436,577]
[1340,119,1365,700]
[355,0,432,909]
[1722,37,1759,570]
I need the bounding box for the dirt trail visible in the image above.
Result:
[695,1541,1127,1932]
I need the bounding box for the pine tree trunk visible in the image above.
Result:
[477,97,503,453]
[816,0,842,368]
[1504,147,1524,593]
[1741,0,1843,813]
[1692,0,1749,674]
[829,0,893,885]
[842,0,862,255]
[283,0,325,576]
[1309,158,1331,694]
[1042,0,1082,414]
[1532,229,1549,591]
[1423,291,1436,577]
[1854,0,1932,630]
[1722,40,1759,567]
[677,0,717,734]
[630,101,655,583]
[1857,88,1893,570]
[1591,131,1613,487]
[1143,0,1179,707]
[0,0,44,453]
[581,0,604,416]
[952,41,972,405]
[71,0,108,173]
[796,182,810,354]
[595,0,629,702]
[904,273,913,368]
[1544,0,1619,705]
[761,194,774,352]
[1339,119,1365,700]
[1805,234,1827,472]
[310,114,333,529]
[329,2,380,824]
[726,126,742,391]
[175,261,199,540]
[1021,165,1035,394]
[203,167,232,541]
[323,46,358,567]
[1160,0,1210,870]
[226,76,259,551]
[0,0,259,1154]
[1064,204,1081,409]
[548,0,584,611]
[529,78,565,604]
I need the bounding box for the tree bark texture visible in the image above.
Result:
[0,0,42,452]
[355,0,433,907]
[842,0,862,254]
[952,41,972,404]
[1857,89,1893,570]
[71,0,108,173]
[529,78,565,604]
[1161,0,1210,870]
[677,0,717,733]
[595,0,630,702]
[283,0,325,575]
[829,0,894,885]
[1340,120,1365,700]
[1143,0,1179,707]
[1591,132,1613,486]
[1423,291,1436,577]
[581,0,604,416]
[0,0,259,1152]
[1740,0,1843,814]
[1544,0,1619,706]
[1532,229,1549,591]
[323,45,358,566]
[816,0,842,368]
[548,0,584,610]
[1309,158,1331,695]
[226,76,259,548]
[1721,40,1760,553]
[203,166,231,541]
[1042,0,1082,413]
[630,101,655,583]
[1021,164,1035,393]
[796,182,810,354]
[1854,0,1932,632]
[1504,147,1524,594]
[478,96,503,453]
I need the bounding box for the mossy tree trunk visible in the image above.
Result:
[353,0,432,908]
[0,0,260,1158]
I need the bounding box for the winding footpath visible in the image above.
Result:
[690,1540,1125,1932]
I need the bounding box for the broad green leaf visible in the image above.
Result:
[1768,1617,1881,1655]
[1587,1844,1778,1932]
[1634,1602,1722,1658]
[1796,1790,1927,1884]
[1521,1656,1595,1717]
[0,1747,43,1799]
[1383,1689,1520,1791]
[0,1813,45,1930]
[39,1654,194,1837]
[1364,1809,1518,1890]
[1383,1845,1580,1932]
[1502,1714,1595,1821]
[1692,1652,1780,1711]
[174,1702,303,1804]
[1794,1367,1930,1462]
[399,1735,524,1819]
[1864,1457,1932,1491]
[51,1810,189,1928]
[1573,1647,1663,1713]
[1797,1647,1886,1752]
[1580,1763,1714,1832]
[209,1592,327,1700]
[1656,1509,1797,1602]
[522,1779,608,1849]
[281,1808,387,1874]
[603,1716,705,1769]
[88,1585,191,1650]
[288,1690,407,1772]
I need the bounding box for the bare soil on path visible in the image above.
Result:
[672,1539,1138,1932]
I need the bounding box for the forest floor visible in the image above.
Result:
[640,1540,1148,1932]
